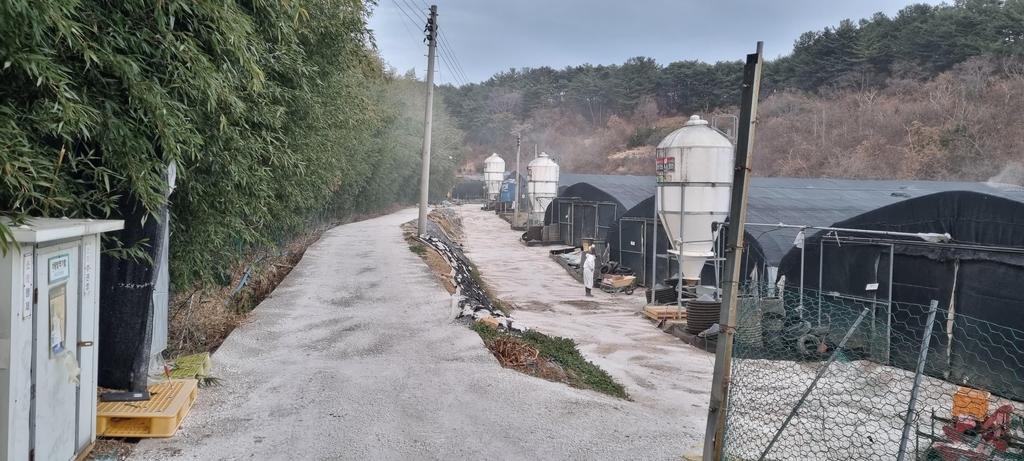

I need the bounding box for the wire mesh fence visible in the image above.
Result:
[720,282,1024,460]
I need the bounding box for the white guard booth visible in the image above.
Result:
[0,218,123,461]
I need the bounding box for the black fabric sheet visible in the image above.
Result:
[777,191,1024,400]
[98,193,159,391]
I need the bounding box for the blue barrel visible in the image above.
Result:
[499,180,516,202]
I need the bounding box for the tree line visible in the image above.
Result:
[0,0,462,288]
[440,0,1024,147]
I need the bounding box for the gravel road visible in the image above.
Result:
[131,207,696,460]
[456,206,714,448]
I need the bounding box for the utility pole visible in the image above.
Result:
[703,41,763,461]
[513,133,522,228]
[417,5,438,236]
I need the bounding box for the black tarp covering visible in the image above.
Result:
[777,191,1024,400]
[98,193,161,391]
[543,180,652,225]
[450,180,486,200]
[607,195,767,287]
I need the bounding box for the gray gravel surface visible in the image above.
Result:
[131,208,691,460]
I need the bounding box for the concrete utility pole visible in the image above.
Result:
[417,5,438,236]
[703,41,763,461]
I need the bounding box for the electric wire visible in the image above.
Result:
[434,38,467,86]
[395,0,473,86]
[438,28,472,84]
[388,0,422,48]
[401,0,425,19]
[437,29,469,81]
[436,47,466,86]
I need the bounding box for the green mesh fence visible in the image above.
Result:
[720,283,1024,460]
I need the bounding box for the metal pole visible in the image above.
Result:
[945,260,959,376]
[677,187,685,319]
[818,238,824,323]
[887,244,894,364]
[651,192,659,300]
[799,228,805,317]
[417,5,438,237]
[897,300,940,461]
[758,304,872,461]
[513,133,521,229]
[743,222,950,241]
[704,41,763,461]
[714,226,721,298]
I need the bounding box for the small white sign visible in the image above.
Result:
[22,254,33,319]
[866,283,879,291]
[83,243,93,296]
[48,254,70,283]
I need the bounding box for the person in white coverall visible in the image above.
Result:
[583,249,596,297]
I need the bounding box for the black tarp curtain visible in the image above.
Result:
[606,195,768,288]
[777,191,1024,400]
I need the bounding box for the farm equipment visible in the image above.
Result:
[920,397,1024,460]
[600,274,637,295]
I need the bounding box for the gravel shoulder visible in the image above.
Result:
[456,205,715,448]
[131,207,697,460]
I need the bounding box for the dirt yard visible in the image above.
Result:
[457,205,715,448]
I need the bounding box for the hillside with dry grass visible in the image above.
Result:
[454,55,1024,187]
[442,0,1024,185]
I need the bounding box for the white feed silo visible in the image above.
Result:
[483,153,506,202]
[656,115,734,286]
[527,152,559,223]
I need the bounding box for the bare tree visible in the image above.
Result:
[633,96,659,127]
[487,88,522,117]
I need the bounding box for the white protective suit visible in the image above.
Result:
[583,253,596,289]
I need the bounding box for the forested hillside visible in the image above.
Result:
[441,0,1024,184]
[0,1,462,287]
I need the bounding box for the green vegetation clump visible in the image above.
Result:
[470,322,628,399]
[409,243,429,257]
[627,126,658,148]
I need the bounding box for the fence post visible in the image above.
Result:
[703,41,763,461]
[897,299,940,461]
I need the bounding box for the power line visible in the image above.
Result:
[437,41,469,86]
[436,47,466,86]
[401,0,425,19]
[393,0,472,85]
[404,1,472,85]
[437,28,472,84]
[436,34,469,84]
[436,39,465,86]
[389,0,422,47]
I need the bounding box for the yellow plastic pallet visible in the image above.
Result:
[97,379,198,438]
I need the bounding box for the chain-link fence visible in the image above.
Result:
[720,282,1024,460]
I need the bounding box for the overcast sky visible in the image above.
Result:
[367,0,945,85]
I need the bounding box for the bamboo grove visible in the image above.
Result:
[0,0,463,288]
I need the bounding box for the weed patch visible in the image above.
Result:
[409,242,429,256]
[470,322,628,399]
